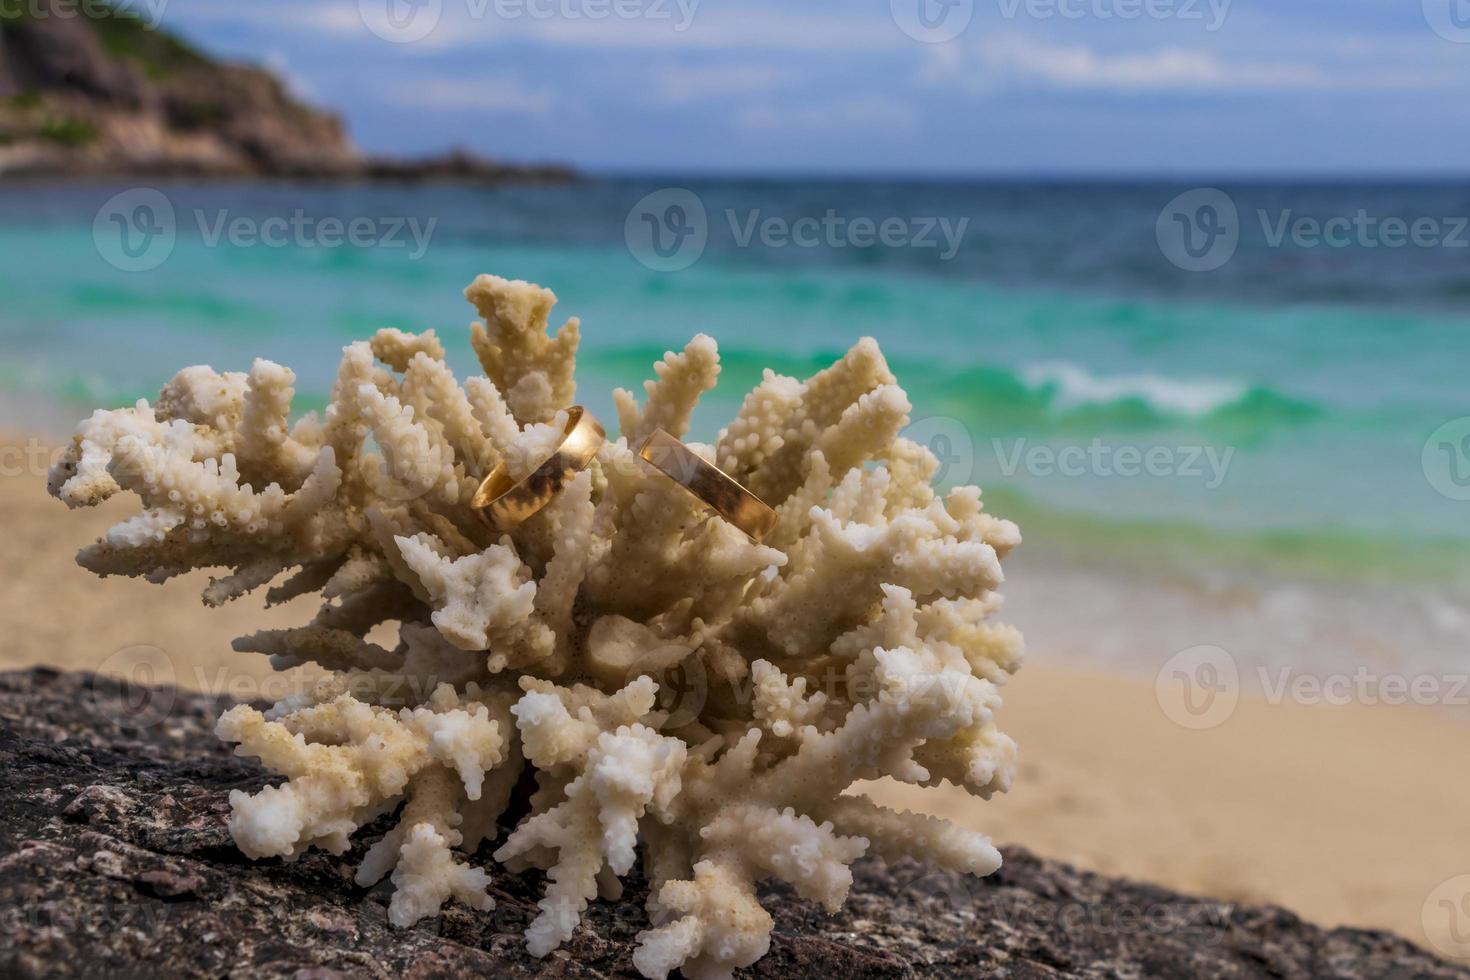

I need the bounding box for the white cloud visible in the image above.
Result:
[986,37,1316,90]
[494,8,896,51]
[176,0,900,53]
[923,35,1461,94]
[180,1,365,36]
[384,76,554,114]
[736,96,919,134]
[654,65,794,105]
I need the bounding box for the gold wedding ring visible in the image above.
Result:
[472,406,605,530]
[638,429,778,542]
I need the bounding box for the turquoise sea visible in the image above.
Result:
[2,178,1467,603]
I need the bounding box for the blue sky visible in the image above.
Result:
[148,0,1470,174]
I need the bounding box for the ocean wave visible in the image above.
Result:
[1019,362,1249,418]
[932,362,1322,433]
[959,363,1328,435]
[575,346,1324,435]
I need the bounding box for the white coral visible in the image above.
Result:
[52,274,1023,979]
[496,683,688,955]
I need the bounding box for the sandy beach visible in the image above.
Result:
[6,434,1465,958]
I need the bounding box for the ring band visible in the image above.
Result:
[472,407,605,530]
[638,429,778,542]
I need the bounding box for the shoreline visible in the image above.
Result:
[5,435,1467,960]
[9,384,1467,591]
[10,418,1465,691]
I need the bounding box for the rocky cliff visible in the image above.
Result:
[0,666,1462,979]
[0,2,573,182]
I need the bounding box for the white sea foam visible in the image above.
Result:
[1020,362,1247,417]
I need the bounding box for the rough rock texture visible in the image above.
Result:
[0,667,1460,980]
[0,2,574,182]
[0,1,357,177]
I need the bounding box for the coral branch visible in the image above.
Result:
[50,274,1023,980]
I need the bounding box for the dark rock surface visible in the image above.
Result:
[0,666,1462,979]
[0,2,575,182]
